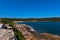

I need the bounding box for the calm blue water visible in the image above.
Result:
[17,22,60,35]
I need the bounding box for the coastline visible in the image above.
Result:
[15,23,60,40]
[15,24,40,40]
[24,24,35,31]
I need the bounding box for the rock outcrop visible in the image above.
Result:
[39,33,60,40]
[0,29,17,40]
[15,24,40,40]
[15,24,60,40]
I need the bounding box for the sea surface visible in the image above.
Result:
[17,22,60,35]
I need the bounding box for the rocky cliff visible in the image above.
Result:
[15,24,60,40]
[0,29,17,40]
[15,24,40,40]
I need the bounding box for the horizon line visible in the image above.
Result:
[0,17,60,19]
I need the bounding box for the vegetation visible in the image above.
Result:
[0,18,25,40]
[0,18,60,40]
[1,17,60,22]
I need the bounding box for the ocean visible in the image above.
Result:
[17,22,60,35]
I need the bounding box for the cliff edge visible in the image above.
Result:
[15,24,60,40]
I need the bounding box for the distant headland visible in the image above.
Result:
[0,17,60,22]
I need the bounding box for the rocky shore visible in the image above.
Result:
[15,24,60,40]
[39,33,60,40]
[15,24,40,40]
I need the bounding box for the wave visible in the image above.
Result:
[23,24,35,31]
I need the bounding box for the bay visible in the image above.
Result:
[17,22,60,35]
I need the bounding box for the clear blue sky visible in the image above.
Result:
[0,0,60,18]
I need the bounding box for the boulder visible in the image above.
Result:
[0,29,17,40]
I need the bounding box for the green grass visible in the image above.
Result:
[8,21,25,40]
[14,28,25,40]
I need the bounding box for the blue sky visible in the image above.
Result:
[0,0,60,18]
